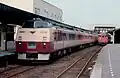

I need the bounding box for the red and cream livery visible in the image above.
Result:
[97,33,109,45]
[15,19,97,60]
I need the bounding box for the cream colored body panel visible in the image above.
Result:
[16,28,52,42]
[53,40,95,50]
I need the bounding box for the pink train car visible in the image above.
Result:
[98,33,109,45]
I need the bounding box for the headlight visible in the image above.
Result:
[43,43,46,46]
[18,42,22,44]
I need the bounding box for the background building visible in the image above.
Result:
[0,0,63,22]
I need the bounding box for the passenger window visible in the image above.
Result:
[34,21,44,28]
[98,35,101,37]
[78,35,81,39]
[54,32,58,41]
[62,33,67,40]
[69,34,75,40]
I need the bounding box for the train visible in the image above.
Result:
[97,33,109,45]
[15,18,98,61]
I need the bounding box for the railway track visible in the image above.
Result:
[0,65,22,74]
[0,46,102,78]
[56,47,102,78]
[0,65,38,78]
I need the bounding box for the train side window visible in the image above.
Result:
[78,35,81,39]
[85,36,87,39]
[98,35,101,37]
[57,31,60,41]
[60,31,62,41]
[69,34,75,40]
[69,34,71,40]
[90,36,92,39]
[81,35,84,39]
[54,31,62,41]
[23,21,34,28]
[54,32,57,41]
[57,31,62,41]
[62,33,67,40]
[34,21,44,28]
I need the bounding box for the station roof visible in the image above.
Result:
[94,26,116,28]
[0,3,94,33]
[0,3,40,25]
[108,28,120,33]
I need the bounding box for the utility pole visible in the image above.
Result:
[2,23,8,51]
[5,24,7,51]
[113,31,115,44]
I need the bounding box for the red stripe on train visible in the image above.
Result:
[16,42,54,53]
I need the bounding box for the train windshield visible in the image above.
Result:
[34,21,52,28]
[22,20,53,28]
[22,21,34,28]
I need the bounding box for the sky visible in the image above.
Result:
[44,0,120,30]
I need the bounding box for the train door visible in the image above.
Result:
[54,30,58,50]
[54,29,64,50]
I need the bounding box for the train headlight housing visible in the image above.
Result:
[18,42,22,44]
[43,43,46,46]
[18,42,22,48]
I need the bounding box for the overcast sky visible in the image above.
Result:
[45,0,120,30]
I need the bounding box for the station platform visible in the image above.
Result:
[0,50,15,58]
[90,44,120,78]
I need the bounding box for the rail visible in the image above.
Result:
[56,47,102,78]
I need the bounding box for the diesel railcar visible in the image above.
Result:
[15,19,97,60]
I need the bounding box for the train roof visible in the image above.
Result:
[25,18,95,34]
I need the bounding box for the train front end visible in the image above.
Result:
[98,34,109,45]
[16,28,54,60]
[15,19,55,60]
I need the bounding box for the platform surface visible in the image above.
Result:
[90,44,120,78]
[0,50,15,57]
